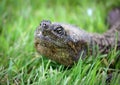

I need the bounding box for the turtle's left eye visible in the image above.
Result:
[52,24,67,37]
[53,26,65,36]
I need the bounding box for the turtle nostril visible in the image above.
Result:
[43,23,47,28]
[40,23,41,26]
[41,22,49,29]
[40,20,51,29]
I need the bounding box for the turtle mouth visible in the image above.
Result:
[35,31,67,48]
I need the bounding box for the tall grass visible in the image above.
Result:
[0,0,120,84]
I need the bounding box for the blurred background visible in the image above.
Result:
[0,0,120,84]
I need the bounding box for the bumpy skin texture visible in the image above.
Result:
[34,9,120,66]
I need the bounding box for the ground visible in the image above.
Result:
[0,0,120,84]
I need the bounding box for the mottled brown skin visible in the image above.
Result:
[35,21,91,66]
[34,9,120,66]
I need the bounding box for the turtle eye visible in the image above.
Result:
[54,26,64,35]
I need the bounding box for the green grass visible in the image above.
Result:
[0,0,120,85]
